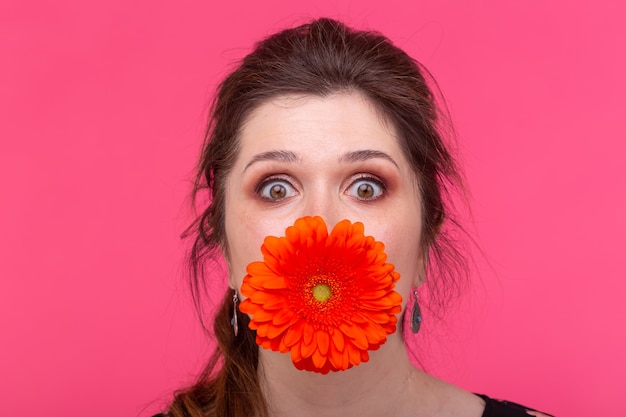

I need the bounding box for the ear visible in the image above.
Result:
[223,256,238,291]
[413,246,429,287]
[218,238,235,289]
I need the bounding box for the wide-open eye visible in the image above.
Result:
[257,177,297,201]
[345,176,386,200]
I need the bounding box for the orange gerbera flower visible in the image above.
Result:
[239,216,402,374]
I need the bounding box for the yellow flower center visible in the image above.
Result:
[312,283,332,302]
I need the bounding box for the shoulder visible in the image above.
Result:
[477,394,554,417]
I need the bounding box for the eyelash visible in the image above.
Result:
[254,173,388,202]
[345,174,387,201]
[255,175,298,201]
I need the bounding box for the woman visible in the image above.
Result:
[156,18,551,417]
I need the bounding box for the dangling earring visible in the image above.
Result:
[231,291,239,337]
[410,289,422,334]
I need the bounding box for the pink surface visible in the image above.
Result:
[1,1,624,416]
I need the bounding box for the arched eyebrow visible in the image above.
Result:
[339,150,399,168]
[243,149,398,171]
[244,150,301,171]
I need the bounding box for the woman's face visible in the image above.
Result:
[223,93,425,311]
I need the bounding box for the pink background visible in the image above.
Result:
[1,1,625,415]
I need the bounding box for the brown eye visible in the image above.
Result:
[357,183,374,198]
[258,179,296,201]
[269,184,286,199]
[347,178,385,200]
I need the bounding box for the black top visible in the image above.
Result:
[152,395,553,417]
[478,394,553,416]
[153,394,550,417]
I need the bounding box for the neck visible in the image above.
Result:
[258,332,434,417]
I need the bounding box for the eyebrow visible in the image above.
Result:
[244,150,301,171]
[243,149,398,171]
[339,150,399,167]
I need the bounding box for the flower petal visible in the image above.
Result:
[351,327,369,350]
[303,322,315,345]
[315,329,330,356]
[311,348,327,369]
[272,308,295,326]
[347,342,362,365]
[267,322,290,339]
[331,328,345,351]
[301,335,317,358]
[283,320,305,348]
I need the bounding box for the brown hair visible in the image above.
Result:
[165,17,466,417]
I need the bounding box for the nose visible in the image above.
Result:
[301,186,345,230]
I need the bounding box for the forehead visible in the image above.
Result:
[236,92,404,159]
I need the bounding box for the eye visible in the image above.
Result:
[257,177,297,201]
[346,176,386,200]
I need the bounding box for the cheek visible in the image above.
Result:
[381,223,423,287]
[378,177,424,283]
[224,204,291,291]
[224,215,260,289]
[388,232,423,314]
